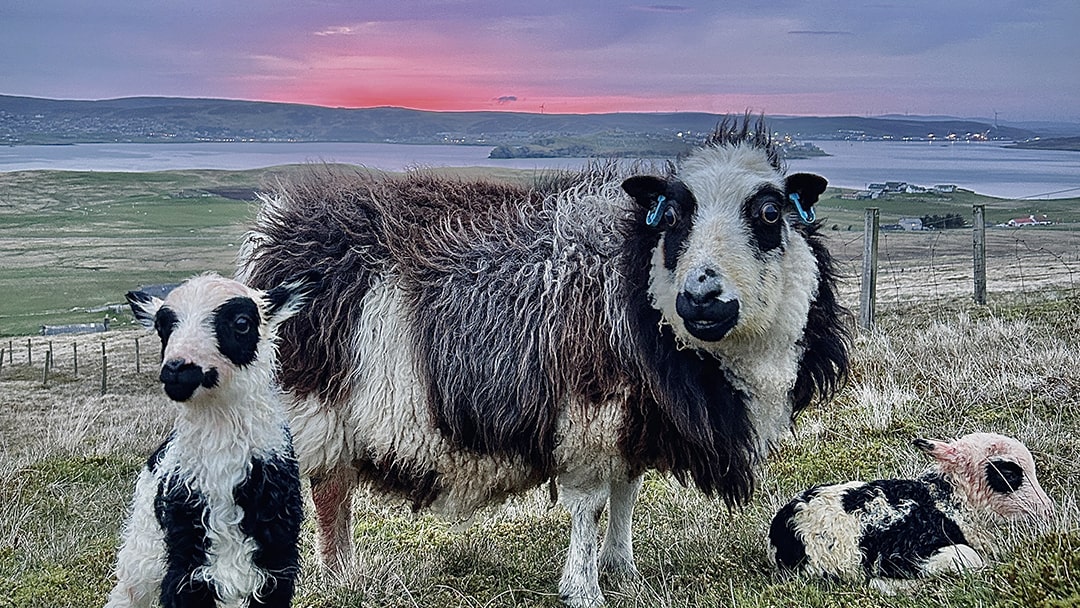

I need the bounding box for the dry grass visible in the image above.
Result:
[1,288,1078,607]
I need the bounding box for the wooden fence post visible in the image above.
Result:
[135,338,141,374]
[42,350,52,386]
[860,208,880,331]
[73,342,79,378]
[27,338,32,365]
[973,205,987,305]
[0,348,4,378]
[101,342,108,395]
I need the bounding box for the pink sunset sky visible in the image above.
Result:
[2,1,1077,121]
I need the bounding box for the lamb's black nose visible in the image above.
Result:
[159,359,205,402]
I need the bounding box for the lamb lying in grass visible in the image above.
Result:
[768,432,1053,591]
[105,271,318,608]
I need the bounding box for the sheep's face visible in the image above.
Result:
[623,144,827,351]
[915,432,1054,521]
[126,272,318,403]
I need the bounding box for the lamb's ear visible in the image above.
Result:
[126,291,162,329]
[913,437,956,462]
[264,269,322,325]
[621,175,669,208]
[785,172,828,207]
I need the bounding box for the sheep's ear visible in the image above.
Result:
[621,175,669,208]
[913,437,956,462]
[126,291,163,329]
[264,269,322,325]
[785,173,828,207]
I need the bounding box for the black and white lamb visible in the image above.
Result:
[237,115,851,607]
[105,271,319,608]
[769,432,1054,591]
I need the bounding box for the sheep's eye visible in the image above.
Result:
[760,201,781,224]
[233,315,253,335]
[662,206,679,227]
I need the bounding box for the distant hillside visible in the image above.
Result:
[0,95,1041,153]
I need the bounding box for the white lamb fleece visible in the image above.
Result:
[782,481,913,579]
[106,469,166,607]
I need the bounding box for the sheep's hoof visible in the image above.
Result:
[598,558,640,581]
[559,590,606,608]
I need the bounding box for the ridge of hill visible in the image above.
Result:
[0,95,1042,149]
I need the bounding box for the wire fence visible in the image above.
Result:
[0,333,155,392]
[834,207,1080,328]
[2,207,1079,387]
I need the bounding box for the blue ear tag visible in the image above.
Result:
[646,195,667,228]
[789,193,815,224]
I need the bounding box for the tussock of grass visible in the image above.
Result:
[1,291,1078,607]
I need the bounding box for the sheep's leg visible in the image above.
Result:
[558,475,608,608]
[311,467,357,574]
[921,544,985,575]
[105,470,165,608]
[598,473,642,578]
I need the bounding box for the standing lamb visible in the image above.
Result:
[105,271,319,608]
[769,432,1054,591]
[238,115,851,607]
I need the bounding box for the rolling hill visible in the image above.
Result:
[0,95,1042,149]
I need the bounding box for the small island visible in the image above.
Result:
[1006,136,1080,152]
[488,136,827,160]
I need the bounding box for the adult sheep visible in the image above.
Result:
[238,116,851,607]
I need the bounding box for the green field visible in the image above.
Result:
[1,168,1079,338]
[0,167,312,336]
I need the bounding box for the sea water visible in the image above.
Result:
[1,140,1076,199]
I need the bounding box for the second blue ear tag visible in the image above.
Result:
[789,193,816,224]
[646,195,668,228]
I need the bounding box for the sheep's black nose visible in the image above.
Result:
[676,267,739,342]
[159,359,205,402]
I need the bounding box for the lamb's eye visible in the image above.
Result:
[234,315,253,335]
[760,202,781,224]
[663,206,679,227]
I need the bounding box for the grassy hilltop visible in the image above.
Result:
[0,166,1078,606]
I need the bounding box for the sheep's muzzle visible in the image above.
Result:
[160,359,219,402]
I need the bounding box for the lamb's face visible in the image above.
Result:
[622,144,827,352]
[915,432,1054,521]
[126,272,318,403]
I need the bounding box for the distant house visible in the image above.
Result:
[884,181,908,193]
[41,318,110,336]
[854,190,878,200]
[905,184,928,194]
[898,217,924,231]
[868,183,887,193]
[933,184,957,193]
[1006,215,1052,227]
